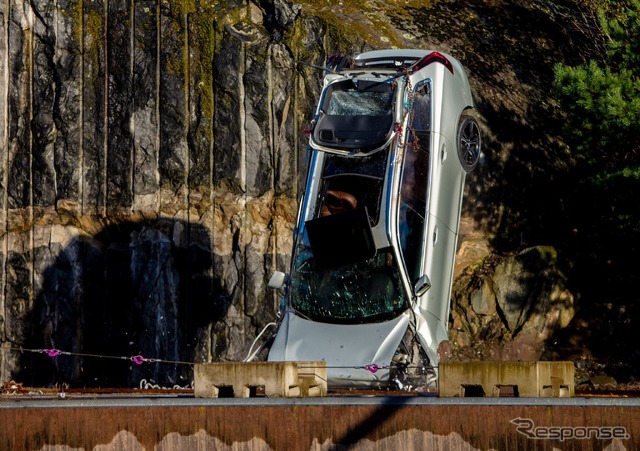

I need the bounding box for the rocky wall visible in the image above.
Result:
[0,0,325,387]
[447,246,575,363]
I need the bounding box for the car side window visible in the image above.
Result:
[398,83,431,284]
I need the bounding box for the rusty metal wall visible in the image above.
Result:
[0,397,637,450]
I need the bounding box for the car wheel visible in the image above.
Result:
[457,115,481,172]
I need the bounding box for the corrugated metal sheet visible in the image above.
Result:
[0,397,637,450]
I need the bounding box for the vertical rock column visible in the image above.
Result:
[0,0,8,373]
[132,0,161,211]
[2,1,35,379]
[106,0,134,208]
[53,0,83,207]
[82,0,107,213]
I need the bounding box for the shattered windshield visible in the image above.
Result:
[322,78,395,117]
[289,242,409,324]
[327,90,393,116]
[313,78,396,152]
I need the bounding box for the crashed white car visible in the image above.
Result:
[267,49,481,388]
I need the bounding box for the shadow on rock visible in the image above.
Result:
[18,218,228,388]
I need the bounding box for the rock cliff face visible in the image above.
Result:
[0,0,593,387]
[0,0,319,386]
[448,246,575,363]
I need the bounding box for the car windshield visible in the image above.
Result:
[289,241,409,324]
[322,78,395,117]
[327,90,393,116]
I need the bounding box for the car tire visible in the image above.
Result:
[456,115,481,172]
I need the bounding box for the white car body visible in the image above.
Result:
[267,49,481,388]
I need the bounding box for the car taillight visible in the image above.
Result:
[411,52,454,74]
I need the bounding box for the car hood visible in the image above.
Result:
[268,310,410,387]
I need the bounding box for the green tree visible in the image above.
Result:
[551,1,640,382]
[554,0,640,171]
[554,0,640,241]
[553,0,639,278]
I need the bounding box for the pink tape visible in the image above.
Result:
[366,364,379,373]
[131,355,145,365]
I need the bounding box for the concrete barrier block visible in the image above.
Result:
[439,361,574,397]
[194,361,327,398]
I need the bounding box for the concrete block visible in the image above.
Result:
[194,361,327,398]
[439,361,574,397]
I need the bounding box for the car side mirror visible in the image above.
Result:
[268,271,289,289]
[414,275,431,297]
